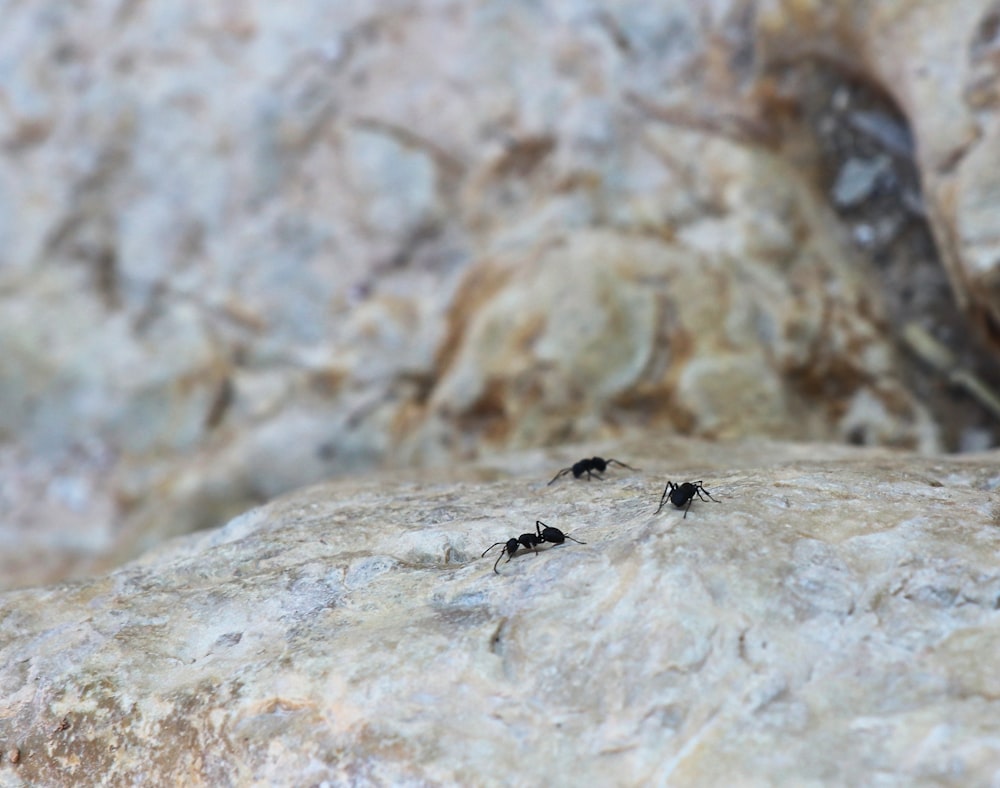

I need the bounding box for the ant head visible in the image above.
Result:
[590,457,608,472]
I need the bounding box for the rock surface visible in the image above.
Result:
[2,0,1000,591]
[2,439,999,785]
[759,0,1000,346]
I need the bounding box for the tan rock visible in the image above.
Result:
[758,0,1000,346]
[1,439,998,784]
[1,0,997,593]
[413,220,936,458]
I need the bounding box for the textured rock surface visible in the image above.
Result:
[2,0,1000,591]
[759,0,1000,346]
[2,439,999,785]
[415,225,937,458]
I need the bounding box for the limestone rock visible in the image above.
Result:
[1,439,999,785]
[2,0,999,593]
[413,223,938,460]
[758,0,1000,347]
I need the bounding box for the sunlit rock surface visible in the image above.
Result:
[2,439,999,785]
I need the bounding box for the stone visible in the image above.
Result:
[758,0,1000,346]
[1,438,999,784]
[2,0,999,594]
[831,155,892,208]
[410,216,938,461]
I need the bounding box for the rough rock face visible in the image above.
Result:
[2,1,1000,590]
[759,0,1000,347]
[416,225,937,459]
[2,439,999,785]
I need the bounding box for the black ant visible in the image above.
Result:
[482,520,586,573]
[654,480,719,518]
[548,456,639,485]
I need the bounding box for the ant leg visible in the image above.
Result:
[547,468,572,486]
[692,483,720,503]
[494,545,520,573]
[688,481,715,504]
[654,482,672,514]
[683,497,694,519]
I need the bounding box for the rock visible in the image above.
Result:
[1,439,999,784]
[412,225,938,461]
[831,155,893,208]
[758,0,1000,347]
[2,0,999,592]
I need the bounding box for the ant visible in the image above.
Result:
[654,480,719,518]
[548,456,639,485]
[482,520,586,573]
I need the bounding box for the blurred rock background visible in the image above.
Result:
[2,0,999,591]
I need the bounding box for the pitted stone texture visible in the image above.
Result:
[1,440,999,785]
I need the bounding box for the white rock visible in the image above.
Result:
[2,0,997,599]
[1,440,998,784]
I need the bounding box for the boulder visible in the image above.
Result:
[2,0,998,595]
[2,439,999,784]
[759,0,1000,347]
